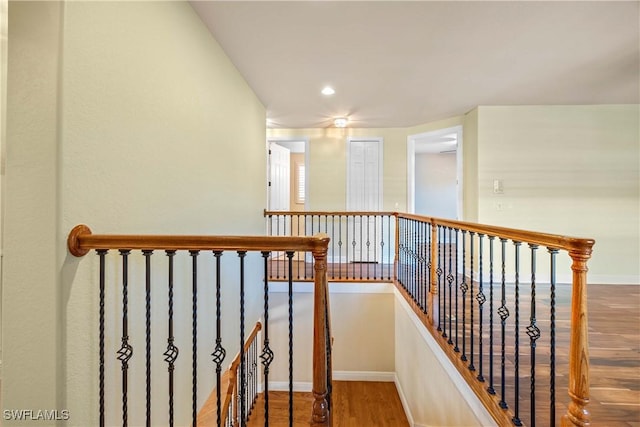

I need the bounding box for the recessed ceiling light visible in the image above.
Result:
[321,86,335,96]
[334,117,348,128]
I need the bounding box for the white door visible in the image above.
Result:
[268,142,290,237]
[347,138,382,262]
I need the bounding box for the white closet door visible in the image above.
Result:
[347,138,383,262]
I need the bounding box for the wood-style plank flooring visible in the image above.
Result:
[245,381,409,427]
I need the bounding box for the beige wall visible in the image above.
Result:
[4,2,265,425]
[268,128,408,212]
[268,285,395,385]
[476,105,639,283]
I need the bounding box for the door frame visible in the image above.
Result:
[407,125,463,219]
[266,136,310,211]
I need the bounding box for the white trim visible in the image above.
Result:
[393,373,416,426]
[266,136,310,210]
[332,370,395,382]
[268,281,395,294]
[393,287,498,427]
[407,125,463,220]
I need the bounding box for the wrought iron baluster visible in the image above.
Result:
[527,244,540,427]
[117,249,133,427]
[437,226,444,332]
[190,250,199,427]
[366,215,371,278]
[143,249,153,427]
[287,251,295,427]
[487,237,496,395]
[211,251,225,427]
[441,226,448,338]
[469,231,476,372]
[454,229,460,353]
[238,251,247,426]
[460,231,468,362]
[260,251,273,427]
[359,215,364,279]
[498,238,509,409]
[513,241,522,426]
[427,222,433,314]
[549,248,558,426]
[447,227,453,344]
[97,249,107,427]
[476,235,486,382]
[387,215,391,280]
[164,251,179,427]
[331,215,336,279]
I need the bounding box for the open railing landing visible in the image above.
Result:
[67,225,332,427]
[265,210,594,427]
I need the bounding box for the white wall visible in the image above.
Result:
[394,290,495,427]
[415,152,457,219]
[4,2,265,426]
[476,105,639,284]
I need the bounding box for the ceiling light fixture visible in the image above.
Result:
[321,86,335,96]
[334,117,348,128]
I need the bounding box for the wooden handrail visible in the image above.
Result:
[68,224,330,257]
[229,322,262,373]
[396,213,594,254]
[264,209,396,217]
[395,213,594,427]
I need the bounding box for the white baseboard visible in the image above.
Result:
[333,370,395,382]
[393,373,416,426]
[268,381,312,392]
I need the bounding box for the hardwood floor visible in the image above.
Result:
[197,284,639,426]
[245,381,409,427]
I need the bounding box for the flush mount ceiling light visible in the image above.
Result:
[334,117,348,128]
[321,86,335,96]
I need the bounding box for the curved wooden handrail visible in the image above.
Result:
[68,224,330,257]
[396,212,594,255]
[229,322,262,372]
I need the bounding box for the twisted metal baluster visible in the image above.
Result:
[437,226,444,332]
[211,251,226,427]
[447,227,454,344]
[97,249,108,427]
[527,244,540,427]
[453,229,459,353]
[117,250,133,427]
[487,237,496,395]
[164,251,179,427]
[190,250,199,427]
[143,250,153,427]
[549,248,558,426]
[460,231,468,362]
[238,251,247,426]
[513,242,522,426]
[260,251,273,427]
[287,251,295,427]
[469,231,476,372]
[498,238,509,409]
[476,235,486,382]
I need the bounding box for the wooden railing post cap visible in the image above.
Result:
[68,224,92,257]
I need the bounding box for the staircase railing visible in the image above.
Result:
[67,225,332,427]
[264,209,395,281]
[263,210,594,427]
[395,213,594,427]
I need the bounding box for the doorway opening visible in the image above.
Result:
[407,126,463,220]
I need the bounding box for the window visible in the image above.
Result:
[295,161,305,204]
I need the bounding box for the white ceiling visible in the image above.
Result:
[191,1,639,129]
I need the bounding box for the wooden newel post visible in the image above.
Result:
[428,219,439,325]
[311,234,331,426]
[562,244,594,427]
